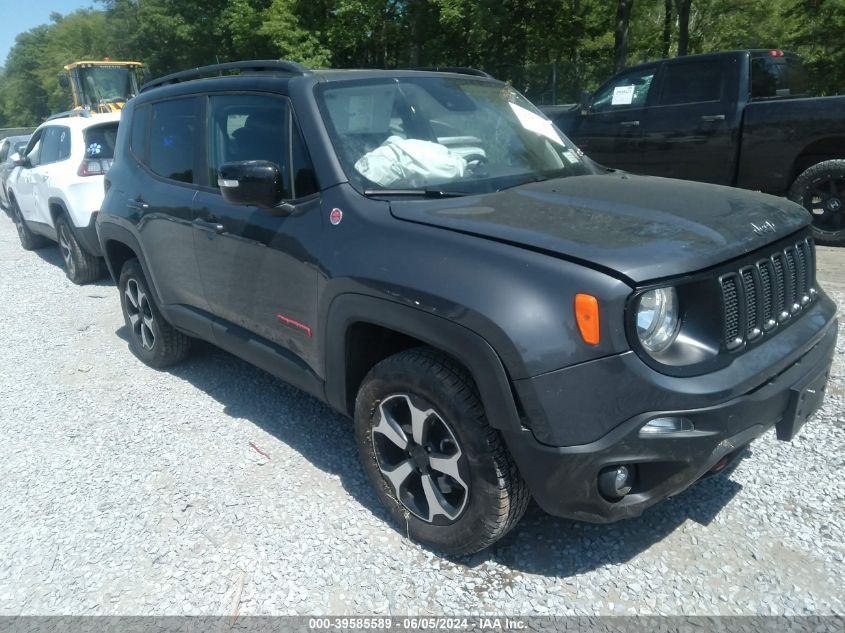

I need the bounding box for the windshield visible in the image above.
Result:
[78,66,139,107]
[316,77,592,195]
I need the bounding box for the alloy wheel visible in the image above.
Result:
[124,278,156,350]
[371,394,469,524]
[13,208,26,242]
[58,225,76,278]
[803,176,845,234]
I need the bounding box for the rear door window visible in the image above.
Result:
[149,98,199,184]
[39,127,64,165]
[659,60,724,105]
[130,104,149,161]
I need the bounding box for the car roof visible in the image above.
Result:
[37,112,121,131]
[618,49,797,74]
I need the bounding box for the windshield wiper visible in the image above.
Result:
[363,188,470,198]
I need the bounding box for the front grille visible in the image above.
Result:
[719,237,816,351]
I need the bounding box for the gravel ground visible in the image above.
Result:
[0,214,843,617]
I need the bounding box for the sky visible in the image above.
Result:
[0,0,95,66]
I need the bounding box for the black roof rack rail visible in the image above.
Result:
[141,60,311,93]
[410,66,494,79]
[46,109,91,121]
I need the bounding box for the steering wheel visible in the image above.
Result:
[462,152,489,176]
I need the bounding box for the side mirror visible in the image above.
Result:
[580,90,592,114]
[141,68,152,84]
[10,152,27,167]
[58,73,70,90]
[218,160,287,210]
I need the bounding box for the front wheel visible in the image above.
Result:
[354,347,529,555]
[788,159,845,246]
[11,198,49,251]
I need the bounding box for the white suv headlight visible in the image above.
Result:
[636,287,679,354]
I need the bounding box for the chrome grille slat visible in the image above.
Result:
[719,238,816,351]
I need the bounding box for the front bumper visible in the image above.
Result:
[503,304,837,523]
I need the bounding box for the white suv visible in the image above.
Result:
[8,112,121,284]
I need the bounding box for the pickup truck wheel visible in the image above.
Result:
[56,216,106,284]
[789,160,845,245]
[355,347,529,555]
[11,198,49,251]
[118,258,191,368]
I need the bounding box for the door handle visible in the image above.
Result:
[700,114,726,122]
[619,120,640,127]
[193,218,225,233]
[126,198,149,210]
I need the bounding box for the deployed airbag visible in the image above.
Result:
[355,136,468,187]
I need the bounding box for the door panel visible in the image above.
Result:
[14,131,43,218]
[133,96,208,312]
[639,58,740,185]
[194,93,324,371]
[568,66,658,171]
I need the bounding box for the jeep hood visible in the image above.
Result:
[388,174,809,283]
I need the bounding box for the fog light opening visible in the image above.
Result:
[640,416,694,436]
[598,465,636,501]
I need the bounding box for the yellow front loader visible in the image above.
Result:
[58,60,148,114]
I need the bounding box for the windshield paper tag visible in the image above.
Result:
[508,102,565,147]
[611,85,635,105]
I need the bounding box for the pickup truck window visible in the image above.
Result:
[659,60,723,105]
[591,68,656,112]
[751,55,808,99]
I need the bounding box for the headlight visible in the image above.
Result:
[636,287,679,353]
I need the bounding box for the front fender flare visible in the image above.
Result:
[324,293,523,432]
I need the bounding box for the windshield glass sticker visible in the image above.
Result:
[611,85,635,105]
[562,150,579,164]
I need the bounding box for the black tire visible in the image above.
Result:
[788,159,845,246]
[118,258,191,368]
[355,347,529,555]
[10,197,49,251]
[56,215,106,284]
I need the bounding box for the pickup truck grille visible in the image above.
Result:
[719,237,816,351]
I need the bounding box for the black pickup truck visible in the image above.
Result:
[543,50,845,244]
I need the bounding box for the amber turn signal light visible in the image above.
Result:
[574,293,600,345]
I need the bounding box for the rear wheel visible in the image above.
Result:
[11,198,49,251]
[354,347,529,555]
[788,160,845,246]
[56,215,106,284]
[118,258,191,368]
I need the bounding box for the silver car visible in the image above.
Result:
[0,134,32,214]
